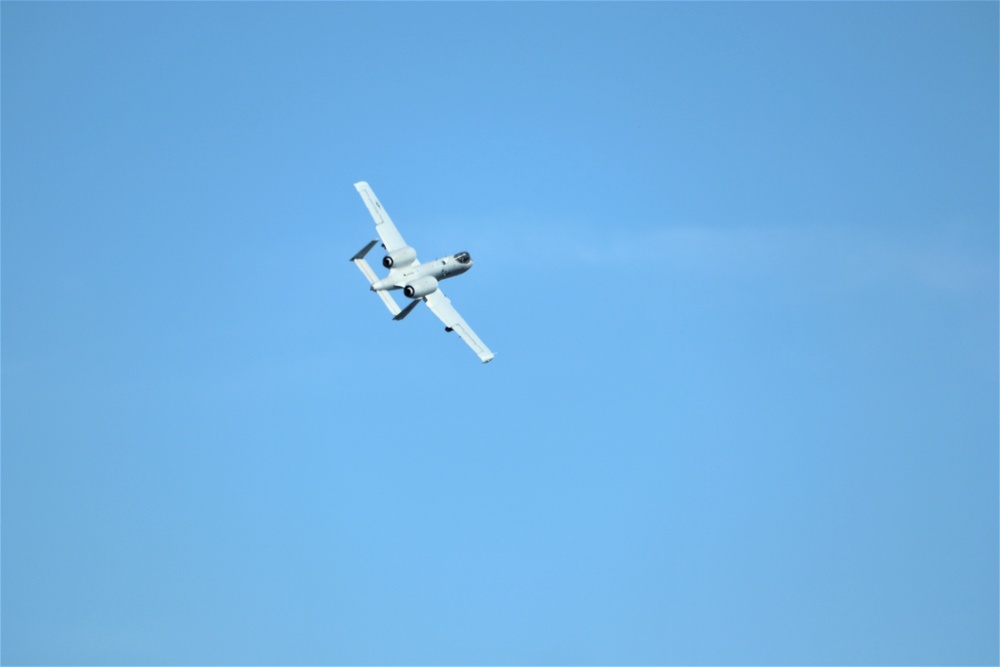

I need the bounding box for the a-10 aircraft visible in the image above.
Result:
[350,181,495,363]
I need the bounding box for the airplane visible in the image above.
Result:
[350,181,495,363]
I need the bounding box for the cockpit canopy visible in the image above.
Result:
[455,252,472,264]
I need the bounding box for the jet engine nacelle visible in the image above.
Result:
[383,246,417,269]
[403,276,439,299]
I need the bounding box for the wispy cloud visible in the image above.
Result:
[475,221,996,296]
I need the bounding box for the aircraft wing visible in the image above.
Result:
[424,290,494,363]
[354,181,411,255]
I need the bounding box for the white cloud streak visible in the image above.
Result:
[475,221,996,296]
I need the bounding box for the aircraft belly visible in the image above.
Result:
[403,263,449,283]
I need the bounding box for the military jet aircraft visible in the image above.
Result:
[350,181,494,363]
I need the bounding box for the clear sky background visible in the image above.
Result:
[2,2,997,665]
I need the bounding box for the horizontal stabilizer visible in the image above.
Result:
[352,248,402,317]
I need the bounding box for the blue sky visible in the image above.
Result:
[2,2,997,664]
